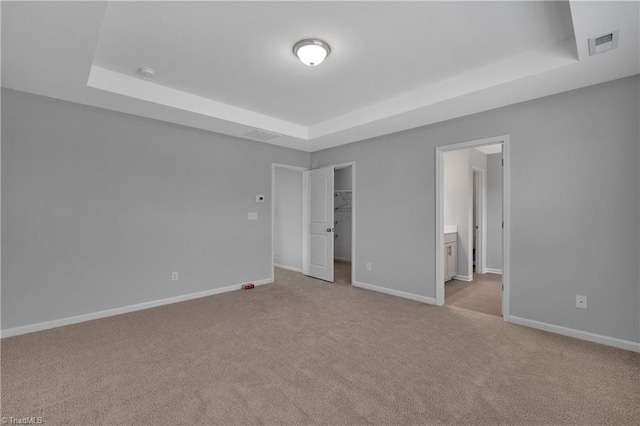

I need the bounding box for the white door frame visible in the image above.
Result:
[271,163,308,283]
[304,161,356,285]
[435,135,510,321]
[471,167,487,275]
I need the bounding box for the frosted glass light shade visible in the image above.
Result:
[293,39,331,67]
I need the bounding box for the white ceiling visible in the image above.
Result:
[93,1,574,126]
[475,144,503,156]
[2,1,639,152]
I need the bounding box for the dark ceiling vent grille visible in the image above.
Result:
[243,129,281,141]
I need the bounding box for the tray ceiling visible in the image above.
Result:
[2,1,638,152]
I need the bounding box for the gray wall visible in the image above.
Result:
[334,167,352,191]
[486,153,503,271]
[443,150,471,278]
[3,77,639,344]
[274,167,303,270]
[311,76,640,343]
[1,89,310,330]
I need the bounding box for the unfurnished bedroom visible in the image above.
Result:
[1,1,639,425]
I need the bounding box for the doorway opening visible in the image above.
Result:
[271,164,307,282]
[436,136,510,321]
[333,165,353,285]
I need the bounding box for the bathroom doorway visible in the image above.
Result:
[436,136,510,320]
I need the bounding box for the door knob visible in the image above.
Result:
[327,228,334,232]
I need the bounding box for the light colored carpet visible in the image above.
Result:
[333,260,352,285]
[2,268,639,425]
[446,273,502,317]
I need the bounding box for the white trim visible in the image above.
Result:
[453,274,473,282]
[471,167,487,275]
[485,268,503,275]
[331,162,354,170]
[88,66,308,140]
[466,165,473,279]
[436,134,511,322]
[302,171,310,276]
[274,263,303,273]
[351,163,356,286]
[271,163,308,283]
[272,166,276,283]
[501,136,511,321]
[334,257,352,263]
[353,281,436,305]
[435,148,445,305]
[509,316,640,353]
[1,278,272,338]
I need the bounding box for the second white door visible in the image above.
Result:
[305,167,334,282]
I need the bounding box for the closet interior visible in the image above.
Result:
[334,166,353,284]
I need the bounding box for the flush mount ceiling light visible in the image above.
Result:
[293,39,331,67]
[137,66,156,78]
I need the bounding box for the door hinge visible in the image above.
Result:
[502,283,504,291]
[502,221,504,229]
[502,158,504,166]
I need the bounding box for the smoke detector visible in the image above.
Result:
[588,30,619,56]
[137,67,156,78]
[243,129,281,141]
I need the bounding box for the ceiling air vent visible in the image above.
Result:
[588,30,619,56]
[243,129,281,142]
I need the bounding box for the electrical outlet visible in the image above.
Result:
[172,271,179,281]
[576,295,587,309]
[248,212,258,220]
[366,262,371,271]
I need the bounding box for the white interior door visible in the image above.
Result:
[304,167,334,282]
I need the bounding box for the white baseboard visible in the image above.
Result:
[274,263,303,273]
[509,316,640,353]
[1,278,272,338]
[453,274,473,282]
[334,257,352,263]
[352,280,436,305]
[485,268,503,275]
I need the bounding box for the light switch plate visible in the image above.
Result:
[256,195,265,203]
[248,212,258,220]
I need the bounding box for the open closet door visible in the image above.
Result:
[303,167,334,282]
